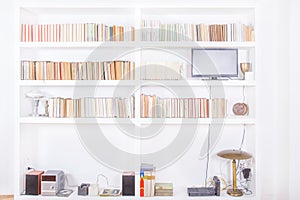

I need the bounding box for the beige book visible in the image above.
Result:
[65,98,74,118]
[115,61,122,80]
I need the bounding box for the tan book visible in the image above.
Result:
[115,61,122,80]
[144,95,149,118]
[86,62,92,80]
[140,94,144,118]
[71,62,77,80]
[64,62,71,80]
[124,61,130,80]
[60,62,65,80]
[29,61,35,80]
[152,95,157,118]
[35,61,44,80]
[54,62,60,80]
[65,98,74,118]
[46,62,51,80]
[59,98,65,118]
[131,62,135,80]
[110,61,116,80]
[206,99,210,118]
[76,99,81,118]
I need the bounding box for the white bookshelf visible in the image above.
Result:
[19,41,255,48]
[20,80,255,87]
[16,3,257,200]
[20,117,255,125]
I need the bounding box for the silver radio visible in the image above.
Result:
[41,170,65,196]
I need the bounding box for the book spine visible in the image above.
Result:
[140,171,144,197]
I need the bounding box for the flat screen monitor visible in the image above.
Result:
[191,48,238,78]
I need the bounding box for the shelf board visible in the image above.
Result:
[20,80,255,87]
[139,118,256,125]
[19,80,137,87]
[141,80,256,87]
[16,190,255,200]
[19,41,255,48]
[19,117,255,125]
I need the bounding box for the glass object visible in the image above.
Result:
[240,62,251,79]
[26,90,48,117]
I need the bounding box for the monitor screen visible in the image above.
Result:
[191,48,238,78]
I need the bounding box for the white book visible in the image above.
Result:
[48,98,54,118]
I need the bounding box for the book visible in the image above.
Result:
[140,163,155,197]
[20,23,135,42]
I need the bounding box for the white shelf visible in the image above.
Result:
[19,117,255,125]
[20,80,255,87]
[16,195,255,200]
[16,189,255,200]
[19,41,255,49]
[19,80,137,87]
[140,80,256,87]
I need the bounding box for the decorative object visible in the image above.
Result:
[245,72,254,80]
[232,103,249,116]
[240,62,251,79]
[217,149,252,197]
[26,90,48,117]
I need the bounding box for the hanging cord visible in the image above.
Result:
[237,86,247,178]
[243,85,246,102]
[96,174,109,187]
[64,175,78,188]
[205,124,211,186]
[239,124,246,150]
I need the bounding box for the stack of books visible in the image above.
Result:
[140,163,155,197]
[154,183,173,196]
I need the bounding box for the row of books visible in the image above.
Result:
[140,62,183,80]
[141,20,255,42]
[211,98,227,118]
[140,94,212,118]
[47,96,135,118]
[20,23,135,42]
[154,183,173,196]
[140,163,155,197]
[20,60,135,80]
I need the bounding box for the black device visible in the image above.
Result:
[122,172,135,196]
[191,48,238,79]
[78,183,90,196]
[25,170,44,195]
[188,187,216,196]
[213,176,220,196]
[187,176,221,197]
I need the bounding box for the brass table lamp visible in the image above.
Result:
[217,149,252,197]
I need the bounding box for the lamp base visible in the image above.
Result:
[227,189,243,197]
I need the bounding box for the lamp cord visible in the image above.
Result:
[205,124,211,186]
[239,124,246,150]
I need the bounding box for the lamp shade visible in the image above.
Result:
[217,149,252,160]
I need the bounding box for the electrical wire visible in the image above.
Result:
[204,124,211,187]
[239,124,246,150]
[243,85,246,102]
[65,175,78,188]
[96,173,109,187]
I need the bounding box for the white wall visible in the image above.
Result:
[289,0,300,199]
[0,0,298,198]
[256,0,290,199]
[0,0,15,194]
